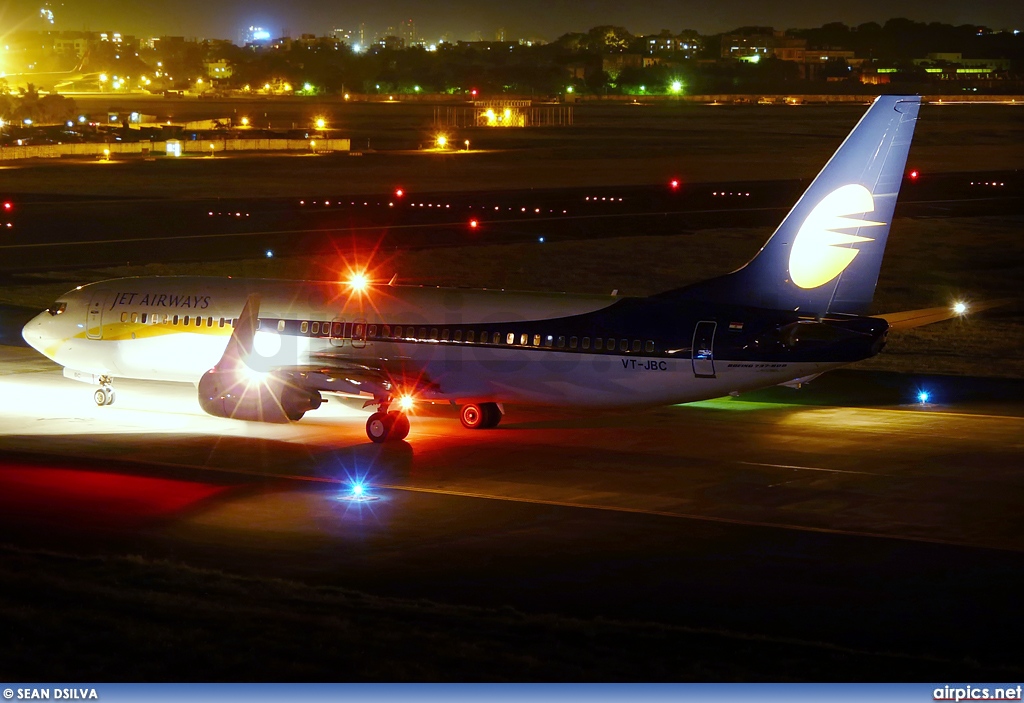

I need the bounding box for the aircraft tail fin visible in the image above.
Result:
[666,95,921,316]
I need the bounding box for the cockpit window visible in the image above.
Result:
[46,302,67,316]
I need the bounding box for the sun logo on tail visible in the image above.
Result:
[789,184,885,289]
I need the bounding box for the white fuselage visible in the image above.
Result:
[23,276,837,409]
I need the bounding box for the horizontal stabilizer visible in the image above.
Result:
[878,299,1012,331]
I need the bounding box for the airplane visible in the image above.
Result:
[23,95,959,444]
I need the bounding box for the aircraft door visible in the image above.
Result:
[691,321,717,378]
[86,291,107,340]
[329,318,346,348]
[351,319,367,349]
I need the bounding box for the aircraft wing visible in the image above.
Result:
[877,299,1013,331]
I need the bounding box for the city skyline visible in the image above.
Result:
[6,0,1021,42]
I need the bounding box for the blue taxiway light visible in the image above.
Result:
[917,390,930,404]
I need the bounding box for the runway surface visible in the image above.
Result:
[1,342,1022,677]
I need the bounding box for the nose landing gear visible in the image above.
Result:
[93,376,115,406]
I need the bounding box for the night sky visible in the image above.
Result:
[9,0,1022,42]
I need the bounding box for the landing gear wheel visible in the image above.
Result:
[481,402,502,429]
[388,412,411,441]
[366,411,393,443]
[94,386,114,407]
[461,402,501,430]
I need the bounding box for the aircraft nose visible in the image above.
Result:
[21,312,51,355]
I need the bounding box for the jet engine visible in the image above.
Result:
[197,369,322,423]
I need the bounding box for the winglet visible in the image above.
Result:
[215,293,261,370]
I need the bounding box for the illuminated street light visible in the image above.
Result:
[566,86,574,93]
[436,135,448,149]
[315,117,326,130]
[670,80,683,93]
[464,139,470,150]
[240,117,249,127]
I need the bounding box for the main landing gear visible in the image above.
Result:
[459,402,502,430]
[365,401,411,444]
[93,376,115,406]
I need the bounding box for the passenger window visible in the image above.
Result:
[208,317,214,327]
[393,325,402,338]
[219,318,225,328]
[533,334,540,346]
[520,333,528,346]
[131,312,140,323]
[277,320,285,332]
[507,332,515,345]
[195,316,202,327]
[120,312,127,322]
[442,329,450,341]
[184,315,191,326]
[544,335,553,347]
[453,329,462,341]
[594,338,603,350]
[632,340,641,353]
[417,327,426,339]
[382,325,390,337]
[467,331,476,343]
[607,338,615,350]
[645,340,655,353]
[582,337,590,350]
[368,325,377,337]
[430,328,438,340]
[141,313,148,324]
[493,332,501,344]
[557,336,566,348]
[300,321,308,333]
[570,336,578,349]
[620,339,629,352]
[480,331,488,343]
[311,322,320,335]
[173,315,179,325]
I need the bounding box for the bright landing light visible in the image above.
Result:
[347,271,370,292]
[397,395,414,412]
[952,301,968,316]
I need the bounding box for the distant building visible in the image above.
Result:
[204,59,233,79]
[644,31,701,58]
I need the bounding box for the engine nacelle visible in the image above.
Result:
[197,369,322,423]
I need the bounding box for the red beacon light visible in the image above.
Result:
[394,188,405,198]
[908,169,920,181]
[469,219,479,229]
[2,201,12,211]
[669,179,681,190]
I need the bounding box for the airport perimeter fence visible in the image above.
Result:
[0,138,352,160]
